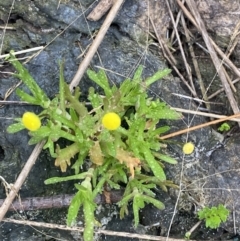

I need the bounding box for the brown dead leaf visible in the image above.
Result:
[116,148,141,178]
[54,143,79,172]
[89,141,104,165]
[55,157,71,172]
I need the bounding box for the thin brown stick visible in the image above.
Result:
[185,0,240,127]
[0,101,31,105]
[165,0,196,96]
[0,0,15,55]
[176,0,240,83]
[225,20,240,58]
[160,113,240,140]
[170,0,186,43]
[3,218,195,241]
[180,14,210,110]
[172,107,240,122]
[69,0,125,91]
[0,46,44,59]
[208,78,240,100]
[185,221,202,239]
[0,141,45,221]
[222,67,236,92]
[150,17,197,97]
[87,0,113,21]
[0,191,123,211]
[0,25,15,30]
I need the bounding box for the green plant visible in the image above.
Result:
[198,204,229,229]
[218,122,230,132]
[7,52,182,240]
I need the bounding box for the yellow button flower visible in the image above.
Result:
[183,142,195,155]
[102,112,121,130]
[22,112,41,131]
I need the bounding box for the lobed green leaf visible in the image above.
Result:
[87,69,112,97]
[132,65,143,83]
[145,68,171,87]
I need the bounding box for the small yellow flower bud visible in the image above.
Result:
[102,112,121,130]
[183,142,194,155]
[22,112,41,131]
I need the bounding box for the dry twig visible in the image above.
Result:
[185,0,240,127]
[165,0,197,96]
[208,78,240,100]
[150,17,197,97]
[172,107,240,122]
[3,218,195,241]
[160,112,240,140]
[0,190,123,211]
[69,0,125,91]
[177,0,240,89]
[87,0,113,21]
[180,14,210,110]
[0,46,44,59]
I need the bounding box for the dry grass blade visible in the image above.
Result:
[149,17,197,97]
[225,20,240,58]
[177,0,240,86]
[185,0,240,128]
[172,107,240,122]
[208,78,240,100]
[0,25,15,30]
[0,46,44,59]
[180,14,210,110]
[160,113,240,140]
[0,81,22,108]
[0,0,15,55]
[3,218,196,241]
[165,0,196,96]
[0,101,31,105]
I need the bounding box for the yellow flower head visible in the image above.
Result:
[22,112,41,131]
[183,142,195,155]
[102,112,121,130]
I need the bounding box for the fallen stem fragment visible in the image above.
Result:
[172,107,240,122]
[185,0,240,121]
[3,218,195,241]
[0,46,44,59]
[0,191,123,211]
[69,0,125,91]
[160,113,240,140]
[87,0,113,21]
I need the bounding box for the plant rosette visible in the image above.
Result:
[7,52,182,241]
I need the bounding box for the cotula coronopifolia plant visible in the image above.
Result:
[7,51,182,241]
